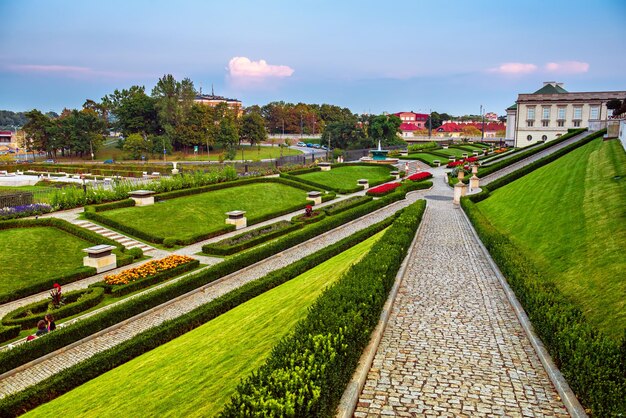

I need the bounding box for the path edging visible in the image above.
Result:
[335,201,428,418]
[458,207,587,418]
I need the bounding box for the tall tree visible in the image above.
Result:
[240,113,267,145]
[22,110,53,157]
[151,74,196,149]
[368,114,402,146]
[102,86,159,137]
[217,116,239,160]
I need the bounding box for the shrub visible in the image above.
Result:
[0,325,20,344]
[202,221,302,256]
[221,200,427,416]
[0,204,53,220]
[322,196,373,216]
[162,238,177,248]
[406,172,432,182]
[1,287,105,332]
[291,210,327,224]
[84,199,135,213]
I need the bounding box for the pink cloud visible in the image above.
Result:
[489,62,538,74]
[545,61,589,74]
[228,57,294,79]
[4,64,149,79]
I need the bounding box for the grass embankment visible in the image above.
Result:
[0,227,91,296]
[477,138,625,338]
[96,183,309,242]
[296,165,391,189]
[24,230,383,417]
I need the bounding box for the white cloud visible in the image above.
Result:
[545,61,589,74]
[489,62,538,75]
[227,57,294,80]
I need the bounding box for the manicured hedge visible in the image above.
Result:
[291,210,327,224]
[1,287,105,331]
[83,210,166,244]
[0,325,20,344]
[323,196,373,216]
[0,208,403,417]
[221,200,427,416]
[90,259,200,297]
[84,199,135,213]
[478,128,586,177]
[461,199,625,416]
[284,167,321,175]
[202,221,302,256]
[0,184,416,375]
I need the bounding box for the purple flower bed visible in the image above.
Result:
[0,204,53,220]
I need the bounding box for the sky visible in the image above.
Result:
[1,0,625,117]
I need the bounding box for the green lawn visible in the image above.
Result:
[404,152,445,164]
[175,145,302,162]
[477,138,626,338]
[433,147,467,158]
[25,231,383,417]
[0,227,92,296]
[297,165,392,189]
[97,183,309,241]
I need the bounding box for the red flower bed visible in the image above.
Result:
[447,160,464,168]
[366,182,402,196]
[465,157,478,162]
[407,172,433,181]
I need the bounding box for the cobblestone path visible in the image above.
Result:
[481,130,592,185]
[0,190,424,399]
[354,177,569,417]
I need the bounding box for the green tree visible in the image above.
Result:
[123,133,152,159]
[217,116,239,160]
[240,113,267,145]
[151,74,196,149]
[321,120,365,150]
[22,109,53,157]
[102,86,160,137]
[368,114,402,146]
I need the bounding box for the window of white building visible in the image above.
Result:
[527,107,535,120]
[542,106,550,120]
[573,106,582,120]
[557,107,566,120]
[590,106,599,120]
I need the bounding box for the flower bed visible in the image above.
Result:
[202,221,302,256]
[406,172,433,182]
[366,182,402,196]
[104,255,195,285]
[0,203,53,220]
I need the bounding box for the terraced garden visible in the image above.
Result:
[292,164,393,191]
[477,138,625,337]
[23,231,384,417]
[92,182,310,243]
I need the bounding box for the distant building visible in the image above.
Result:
[194,93,243,116]
[484,112,498,121]
[506,81,626,147]
[0,131,17,153]
[433,122,505,138]
[394,112,429,137]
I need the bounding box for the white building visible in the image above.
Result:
[506,82,626,147]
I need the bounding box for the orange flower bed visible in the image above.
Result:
[104,255,195,285]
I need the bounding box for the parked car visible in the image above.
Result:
[321,145,328,150]
[312,144,321,149]
[103,159,115,164]
[306,143,313,147]
[297,142,306,147]
[44,159,55,163]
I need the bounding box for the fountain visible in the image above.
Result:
[360,140,399,164]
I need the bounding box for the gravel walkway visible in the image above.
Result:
[354,174,569,417]
[0,187,427,399]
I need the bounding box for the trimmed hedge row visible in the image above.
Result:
[322,196,373,216]
[478,128,586,177]
[84,199,135,213]
[0,207,403,417]
[2,287,105,331]
[90,259,200,297]
[0,325,20,344]
[461,199,625,416]
[291,210,327,224]
[284,167,321,175]
[202,221,302,256]
[0,187,412,376]
[221,200,427,416]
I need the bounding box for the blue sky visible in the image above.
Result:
[1,0,625,116]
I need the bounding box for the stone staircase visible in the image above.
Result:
[74,220,156,252]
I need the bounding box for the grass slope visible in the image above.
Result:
[97,183,308,241]
[0,227,91,295]
[25,230,383,417]
[297,166,391,189]
[477,138,625,338]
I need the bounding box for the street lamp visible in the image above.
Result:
[480,105,485,141]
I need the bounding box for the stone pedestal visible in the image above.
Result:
[471,165,478,175]
[171,162,179,175]
[129,190,155,206]
[390,170,400,180]
[442,145,449,149]
[449,157,456,162]
[433,160,440,167]
[226,210,247,230]
[462,153,468,158]
[457,170,465,181]
[470,175,480,190]
[307,191,322,205]
[318,162,331,171]
[400,150,408,156]
[357,179,369,189]
[453,181,467,205]
[83,245,117,273]
[473,151,479,156]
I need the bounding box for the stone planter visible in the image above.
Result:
[318,162,331,171]
[226,210,247,230]
[128,190,155,206]
[390,170,400,180]
[357,179,369,189]
[83,245,117,273]
[453,181,467,205]
[307,191,322,205]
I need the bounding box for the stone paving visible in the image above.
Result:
[354,174,569,417]
[0,186,427,399]
[74,220,156,252]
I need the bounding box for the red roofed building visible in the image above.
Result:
[394,112,429,137]
[434,122,505,138]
